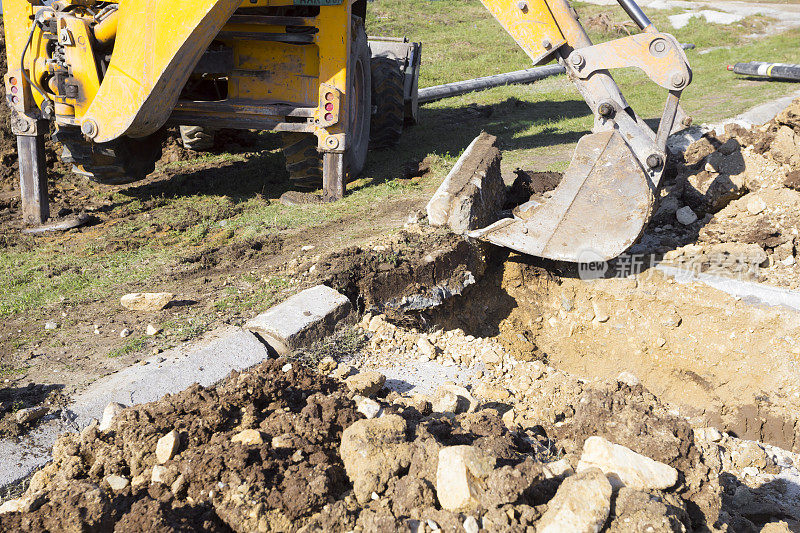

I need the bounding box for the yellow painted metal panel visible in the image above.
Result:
[479,0,565,64]
[83,0,242,142]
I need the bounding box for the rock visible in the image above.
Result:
[232,429,264,446]
[0,493,45,515]
[244,285,353,356]
[271,433,294,449]
[44,321,58,330]
[155,429,180,464]
[105,474,130,492]
[332,363,356,380]
[608,487,689,532]
[536,468,612,533]
[683,164,747,213]
[769,126,800,167]
[434,384,478,413]
[99,402,125,431]
[15,406,49,425]
[355,396,382,419]
[542,458,575,479]
[151,465,168,484]
[426,131,506,233]
[784,170,800,191]
[367,315,384,333]
[617,371,640,387]
[416,337,436,358]
[675,206,698,225]
[345,371,386,396]
[318,356,337,373]
[120,292,174,311]
[145,324,160,336]
[592,301,610,323]
[281,363,293,373]
[463,516,480,533]
[474,382,510,402]
[762,521,793,533]
[436,445,496,512]
[577,436,678,491]
[746,195,767,216]
[171,474,188,498]
[431,391,459,413]
[119,328,131,338]
[340,414,411,504]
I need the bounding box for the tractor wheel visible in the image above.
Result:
[280,16,371,190]
[369,56,404,150]
[54,127,164,185]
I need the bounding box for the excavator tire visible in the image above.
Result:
[281,132,323,191]
[369,55,404,150]
[280,16,371,189]
[54,127,164,186]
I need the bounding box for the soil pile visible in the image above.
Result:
[4,332,798,531]
[648,98,800,288]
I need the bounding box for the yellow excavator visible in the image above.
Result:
[3,0,691,262]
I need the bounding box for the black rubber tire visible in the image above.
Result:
[281,132,322,191]
[369,56,404,150]
[280,16,371,189]
[54,127,164,185]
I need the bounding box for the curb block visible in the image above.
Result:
[245,285,353,355]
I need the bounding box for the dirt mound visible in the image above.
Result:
[645,97,800,288]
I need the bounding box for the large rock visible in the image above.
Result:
[682,168,747,214]
[120,292,174,312]
[769,126,800,168]
[245,285,353,355]
[577,436,678,491]
[536,468,612,533]
[339,414,412,504]
[435,445,496,512]
[426,132,506,233]
[155,430,180,464]
[345,371,386,397]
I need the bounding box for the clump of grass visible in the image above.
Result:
[293,326,368,369]
[108,336,147,358]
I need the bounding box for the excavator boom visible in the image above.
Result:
[471,0,692,262]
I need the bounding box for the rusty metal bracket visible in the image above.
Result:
[9,110,44,136]
[566,32,691,91]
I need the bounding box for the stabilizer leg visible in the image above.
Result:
[17,134,49,227]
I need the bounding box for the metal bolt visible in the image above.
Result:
[325,136,339,149]
[15,118,30,133]
[570,53,584,68]
[542,38,552,50]
[597,102,615,118]
[81,120,97,138]
[682,116,694,127]
[653,40,666,53]
[646,153,663,169]
[517,1,528,11]
[671,72,687,88]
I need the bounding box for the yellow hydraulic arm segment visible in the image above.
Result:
[82,0,241,143]
[472,0,692,262]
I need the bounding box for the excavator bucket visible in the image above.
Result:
[470,0,691,262]
[470,131,654,262]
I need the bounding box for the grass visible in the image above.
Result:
[107,336,147,358]
[4,0,800,358]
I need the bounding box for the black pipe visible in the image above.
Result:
[615,0,652,30]
[729,62,800,81]
[416,43,695,105]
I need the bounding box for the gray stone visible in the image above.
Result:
[675,206,698,226]
[105,474,130,491]
[463,516,480,533]
[436,445,496,512]
[15,406,49,425]
[120,292,174,312]
[99,402,125,431]
[577,436,678,491]
[245,285,352,355]
[155,430,180,464]
[426,132,506,233]
[536,468,612,533]
[355,396,382,419]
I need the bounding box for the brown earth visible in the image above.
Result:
[0,351,761,532]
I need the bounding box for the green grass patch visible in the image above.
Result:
[108,336,147,358]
